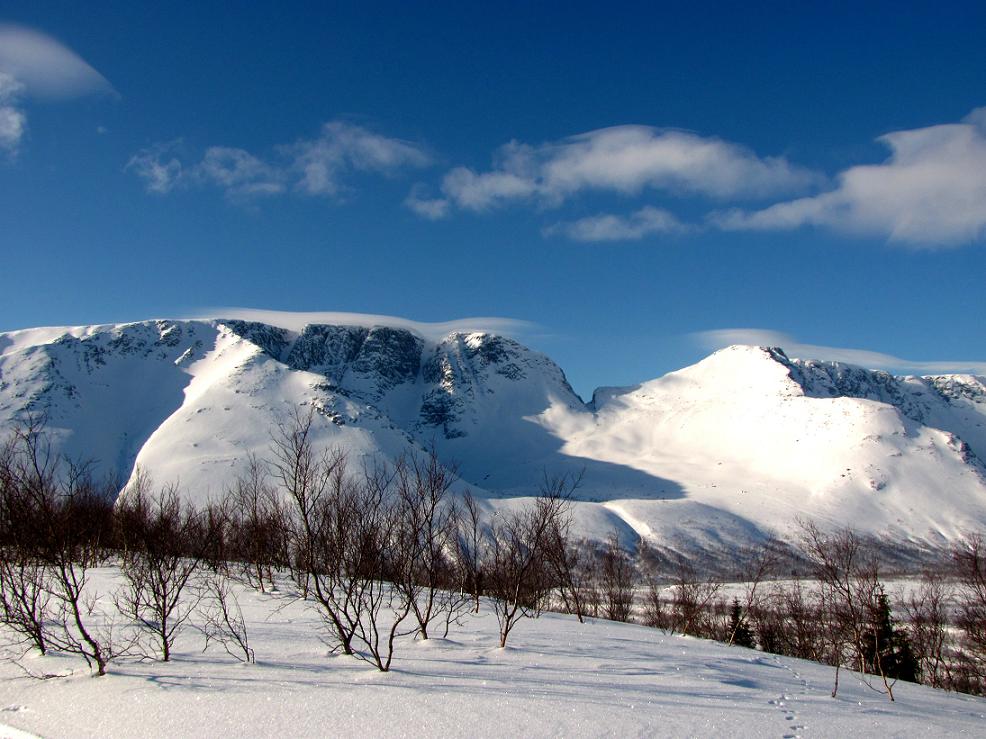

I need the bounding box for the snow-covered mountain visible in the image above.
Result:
[2,316,985,561]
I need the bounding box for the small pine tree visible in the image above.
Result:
[729,598,756,648]
[862,591,920,683]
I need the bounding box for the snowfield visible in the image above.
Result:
[1,570,985,738]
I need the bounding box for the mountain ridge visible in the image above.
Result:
[2,317,985,563]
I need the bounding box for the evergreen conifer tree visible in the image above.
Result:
[729,597,756,648]
[862,591,920,683]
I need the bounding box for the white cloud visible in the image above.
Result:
[0,71,26,154]
[195,146,284,198]
[439,126,821,212]
[713,108,986,246]
[127,121,430,202]
[0,24,114,99]
[185,308,536,342]
[0,25,113,158]
[126,140,184,194]
[545,206,685,242]
[695,328,986,375]
[286,121,431,196]
[403,184,449,220]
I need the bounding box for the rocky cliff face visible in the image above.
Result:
[418,332,580,439]
[283,324,423,403]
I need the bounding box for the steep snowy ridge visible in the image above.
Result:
[0,321,216,483]
[771,347,986,464]
[3,321,986,559]
[558,345,986,555]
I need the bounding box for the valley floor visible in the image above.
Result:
[1,571,984,738]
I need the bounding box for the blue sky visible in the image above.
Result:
[1,2,985,398]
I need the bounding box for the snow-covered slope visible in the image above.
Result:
[2,318,986,558]
[1,569,984,738]
[543,345,986,558]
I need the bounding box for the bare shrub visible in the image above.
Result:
[0,418,122,676]
[641,581,668,629]
[228,455,287,592]
[115,476,204,662]
[270,409,356,654]
[727,539,779,646]
[549,536,600,623]
[392,450,461,640]
[667,564,722,637]
[201,573,254,663]
[600,532,635,623]
[952,534,986,693]
[0,435,52,654]
[455,492,488,614]
[487,476,574,648]
[800,521,902,700]
[901,571,953,689]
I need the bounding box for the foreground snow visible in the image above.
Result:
[1,572,984,737]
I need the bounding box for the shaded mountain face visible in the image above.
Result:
[2,321,986,561]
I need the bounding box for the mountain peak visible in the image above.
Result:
[3,321,986,561]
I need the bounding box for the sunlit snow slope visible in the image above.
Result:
[2,317,985,558]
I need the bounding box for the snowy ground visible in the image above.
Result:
[1,571,984,737]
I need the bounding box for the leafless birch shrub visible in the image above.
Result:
[0,418,122,676]
[227,455,287,592]
[800,521,899,700]
[775,577,826,661]
[901,571,954,690]
[201,573,254,664]
[392,450,461,640]
[0,436,52,655]
[487,477,574,648]
[641,582,668,629]
[455,492,488,614]
[600,532,635,623]
[115,476,204,662]
[548,536,600,623]
[39,483,121,676]
[270,409,356,653]
[342,464,415,671]
[727,539,779,645]
[201,496,234,577]
[667,564,722,637]
[0,547,51,655]
[951,535,986,693]
[271,410,416,670]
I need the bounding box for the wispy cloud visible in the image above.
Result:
[195,146,285,198]
[186,308,536,342]
[125,140,184,194]
[695,328,986,375]
[544,206,686,242]
[0,72,26,155]
[437,126,821,213]
[287,121,431,197]
[403,184,449,220]
[713,108,986,247]
[127,121,430,201]
[0,24,113,157]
